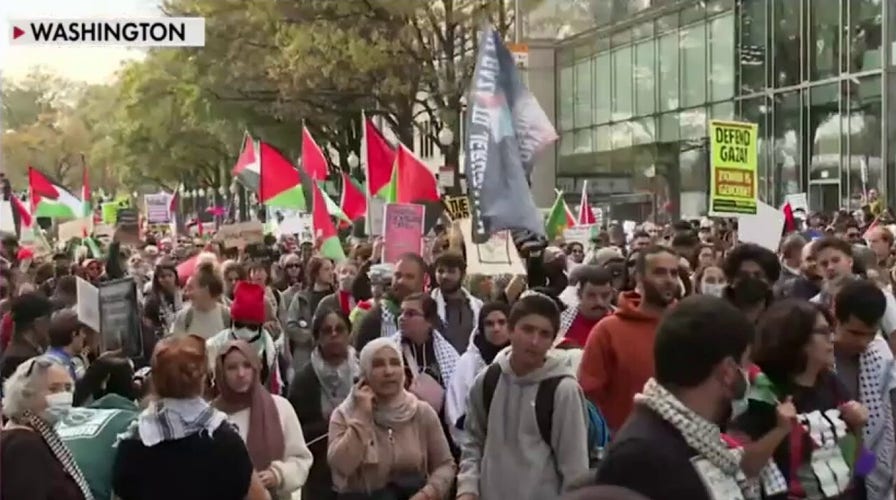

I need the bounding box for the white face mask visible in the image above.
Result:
[339,275,354,291]
[702,283,727,298]
[233,327,261,341]
[45,391,73,410]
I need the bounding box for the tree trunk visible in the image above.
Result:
[395,101,415,150]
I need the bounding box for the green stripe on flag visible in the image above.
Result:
[265,185,307,210]
[319,235,346,261]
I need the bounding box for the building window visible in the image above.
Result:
[738,0,767,95]
[847,0,883,72]
[807,0,841,81]
[594,53,612,124]
[740,96,771,202]
[773,90,802,204]
[709,14,735,102]
[574,128,593,154]
[847,75,882,208]
[634,39,656,116]
[807,83,840,184]
[613,46,633,119]
[594,125,611,152]
[658,32,680,111]
[575,58,593,128]
[771,0,801,88]
[559,65,574,131]
[680,23,707,107]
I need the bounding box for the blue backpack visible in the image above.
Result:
[481,363,609,463]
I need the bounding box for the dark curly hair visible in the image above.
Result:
[722,243,781,283]
[752,299,834,387]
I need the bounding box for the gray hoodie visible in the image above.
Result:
[456,348,590,500]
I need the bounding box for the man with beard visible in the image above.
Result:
[354,252,429,351]
[430,251,482,354]
[578,246,678,432]
[557,266,614,348]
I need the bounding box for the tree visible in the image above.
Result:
[1,71,91,188]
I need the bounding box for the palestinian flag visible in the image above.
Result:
[381,144,442,232]
[231,133,260,192]
[363,114,396,198]
[545,190,575,240]
[10,194,32,229]
[340,171,366,221]
[258,141,351,223]
[312,179,346,261]
[28,167,82,219]
[302,126,329,181]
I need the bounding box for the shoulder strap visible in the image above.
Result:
[481,363,502,425]
[535,376,565,446]
[220,304,230,326]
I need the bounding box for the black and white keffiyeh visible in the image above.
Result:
[136,397,228,447]
[390,330,459,388]
[635,378,759,500]
[22,410,95,500]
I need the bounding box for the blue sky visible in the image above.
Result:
[1,0,160,83]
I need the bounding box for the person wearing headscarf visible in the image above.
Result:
[213,340,312,500]
[445,301,511,444]
[327,337,456,499]
[112,335,270,500]
[288,308,359,500]
[2,356,92,500]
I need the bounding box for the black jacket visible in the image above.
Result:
[288,363,336,500]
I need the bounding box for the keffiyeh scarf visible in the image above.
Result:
[22,410,95,500]
[136,397,228,447]
[310,346,360,417]
[389,330,459,388]
[431,287,482,329]
[857,336,896,499]
[635,378,759,500]
[380,300,400,339]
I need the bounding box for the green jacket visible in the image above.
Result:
[55,394,139,500]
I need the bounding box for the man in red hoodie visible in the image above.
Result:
[578,245,679,431]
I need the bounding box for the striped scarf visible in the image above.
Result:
[22,410,95,500]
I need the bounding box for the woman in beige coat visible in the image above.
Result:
[328,337,456,499]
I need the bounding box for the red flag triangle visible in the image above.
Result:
[340,172,367,221]
[302,127,329,181]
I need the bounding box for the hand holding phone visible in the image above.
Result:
[353,379,375,416]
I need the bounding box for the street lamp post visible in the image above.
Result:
[438,127,458,195]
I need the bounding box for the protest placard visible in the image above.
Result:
[101,202,119,225]
[58,217,92,243]
[443,196,471,220]
[367,197,384,237]
[115,208,141,245]
[458,218,526,275]
[213,221,264,248]
[563,225,595,248]
[738,201,785,253]
[382,203,425,263]
[97,278,143,358]
[0,201,13,234]
[75,277,101,332]
[709,120,758,216]
[144,192,172,224]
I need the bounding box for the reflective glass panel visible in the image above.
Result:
[559,65,574,131]
[773,91,802,204]
[634,40,656,116]
[772,0,801,87]
[740,96,770,201]
[680,23,707,107]
[808,0,841,80]
[846,76,882,209]
[709,14,735,102]
[594,53,612,124]
[739,0,767,94]
[658,32,680,111]
[613,46,633,119]
[807,83,840,183]
[575,58,593,127]
[848,0,883,72]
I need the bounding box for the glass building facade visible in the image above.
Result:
[554,0,892,220]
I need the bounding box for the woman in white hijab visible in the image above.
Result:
[327,338,456,499]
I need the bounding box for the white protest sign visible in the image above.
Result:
[784,192,809,213]
[0,201,14,233]
[563,225,595,247]
[458,218,525,275]
[737,201,785,252]
[76,277,101,332]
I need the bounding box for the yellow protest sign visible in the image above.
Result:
[709,120,758,215]
[443,196,470,220]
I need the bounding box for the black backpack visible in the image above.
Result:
[481,363,564,445]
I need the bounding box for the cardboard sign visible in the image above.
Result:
[0,201,13,233]
[97,278,143,358]
[563,224,596,247]
[58,217,92,243]
[738,201,785,253]
[75,277,101,332]
[709,119,758,216]
[213,221,264,248]
[784,192,809,214]
[115,208,141,245]
[458,218,525,275]
[367,197,384,237]
[443,196,471,220]
[382,203,425,263]
[144,192,172,224]
[101,202,119,225]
